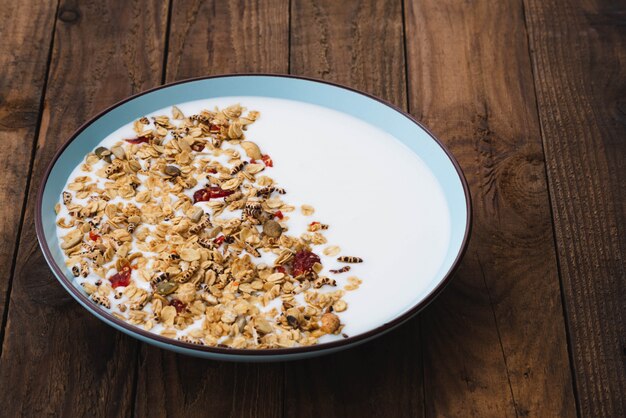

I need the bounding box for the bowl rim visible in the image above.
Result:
[35,73,472,357]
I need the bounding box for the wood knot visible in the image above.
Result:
[498,150,545,204]
[58,7,80,23]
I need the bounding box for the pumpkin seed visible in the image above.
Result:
[164,165,181,177]
[156,281,178,296]
[95,146,112,163]
[263,220,283,238]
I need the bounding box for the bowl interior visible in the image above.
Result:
[38,75,469,359]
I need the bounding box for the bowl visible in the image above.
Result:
[36,74,471,361]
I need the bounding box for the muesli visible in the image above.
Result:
[55,104,362,348]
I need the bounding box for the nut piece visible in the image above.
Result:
[110,145,126,160]
[187,206,204,223]
[320,312,340,334]
[164,165,181,177]
[263,220,283,238]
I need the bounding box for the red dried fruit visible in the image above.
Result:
[170,299,187,313]
[261,154,273,167]
[209,124,221,133]
[193,186,234,203]
[207,168,218,174]
[125,135,151,144]
[193,189,210,203]
[89,230,100,241]
[274,211,284,220]
[275,266,287,274]
[213,235,225,246]
[109,265,131,288]
[292,250,320,277]
[249,159,257,164]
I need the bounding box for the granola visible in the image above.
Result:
[55,103,363,349]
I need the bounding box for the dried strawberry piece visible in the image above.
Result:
[125,135,151,144]
[208,124,221,133]
[274,211,284,220]
[275,266,287,274]
[207,168,218,174]
[89,230,100,241]
[169,299,187,313]
[193,189,211,203]
[261,154,273,167]
[291,250,320,277]
[250,159,257,164]
[213,235,225,246]
[193,186,234,203]
[109,265,131,288]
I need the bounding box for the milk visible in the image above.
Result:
[57,97,451,341]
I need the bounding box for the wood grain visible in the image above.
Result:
[523,0,626,415]
[3,0,623,415]
[0,0,58,339]
[166,0,290,80]
[285,2,422,417]
[134,1,289,417]
[0,0,168,415]
[404,0,577,416]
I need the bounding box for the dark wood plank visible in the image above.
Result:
[166,0,289,79]
[523,0,626,415]
[0,0,168,415]
[0,0,58,337]
[404,0,577,416]
[284,2,422,417]
[134,1,289,417]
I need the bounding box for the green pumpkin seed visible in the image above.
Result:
[156,281,178,296]
[95,146,112,163]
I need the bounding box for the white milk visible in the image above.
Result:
[57,97,451,341]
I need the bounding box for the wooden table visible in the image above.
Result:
[1,1,624,416]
